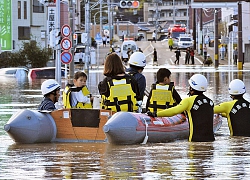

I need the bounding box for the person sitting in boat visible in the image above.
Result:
[214,79,250,137]
[98,53,141,112]
[38,79,61,111]
[146,68,182,113]
[63,71,93,109]
[126,52,146,101]
[147,74,215,142]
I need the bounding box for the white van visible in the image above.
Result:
[121,40,138,62]
[74,45,85,64]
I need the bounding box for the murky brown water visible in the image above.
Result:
[1,68,250,179]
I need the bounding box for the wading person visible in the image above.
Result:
[147,74,215,142]
[214,79,250,137]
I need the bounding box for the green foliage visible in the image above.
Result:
[0,41,53,68]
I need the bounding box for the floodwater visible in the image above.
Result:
[1,67,250,179]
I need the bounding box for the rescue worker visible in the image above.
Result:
[63,71,93,109]
[214,79,250,137]
[38,79,61,111]
[168,37,174,51]
[146,68,182,112]
[98,53,141,112]
[126,52,146,100]
[147,74,215,142]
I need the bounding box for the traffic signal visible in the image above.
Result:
[120,1,139,8]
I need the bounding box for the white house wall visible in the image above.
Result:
[242,2,250,52]
[12,0,47,52]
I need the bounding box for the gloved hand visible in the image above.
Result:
[146,111,157,117]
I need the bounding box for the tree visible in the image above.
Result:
[0,40,53,68]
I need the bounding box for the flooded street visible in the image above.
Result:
[1,68,250,179]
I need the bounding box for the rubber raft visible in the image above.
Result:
[4,109,113,144]
[103,112,223,145]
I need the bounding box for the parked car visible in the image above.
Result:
[0,67,28,77]
[28,67,68,79]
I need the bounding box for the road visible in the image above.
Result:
[77,40,250,71]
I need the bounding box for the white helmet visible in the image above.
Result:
[188,74,208,92]
[207,54,210,56]
[41,79,60,96]
[228,79,246,95]
[128,52,146,67]
[117,45,120,48]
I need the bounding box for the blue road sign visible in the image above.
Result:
[95,33,102,44]
[61,51,72,64]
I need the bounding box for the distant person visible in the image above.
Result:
[79,50,84,64]
[63,71,93,109]
[138,48,143,53]
[220,45,226,60]
[208,36,211,47]
[126,52,146,101]
[127,48,133,60]
[98,53,141,112]
[147,74,215,142]
[38,79,61,111]
[203,44,208,61]
[204,54,213,66]
[146,68,182,112]
[174,48,181,65]
[214,79,250,137]
[168,37,173,51]
[102,36,107,47]
[153,48,158,66]
[185,47,190,64]
[190,47,195,65]
[152,30,156,43]
[233,47,238,65]
[110,45,115,53]
[115,45,121,57]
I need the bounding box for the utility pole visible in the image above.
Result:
[69,0,75,84]
[173,0,176,24]
[200,8,203,55]
[193,9,196,50]
[108,0,112,45]
[55,0,61,85]
[100,0,103,36]
[84,0,90,76]
[238,1,243,70]
[214,8,219,68]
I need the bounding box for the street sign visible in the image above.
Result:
[61,37,72,51]
[95,33,102,44]
[61,24,71,37]
[61,51,72,64]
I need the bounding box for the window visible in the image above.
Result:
[24,1,27,19]
[18,27,30,40]
[18,1,21,19]
[33,0,44,13]
[184,12,187,16]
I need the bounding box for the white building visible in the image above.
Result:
[10,0,47,51]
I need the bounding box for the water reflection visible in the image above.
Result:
[1,70,250,179]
